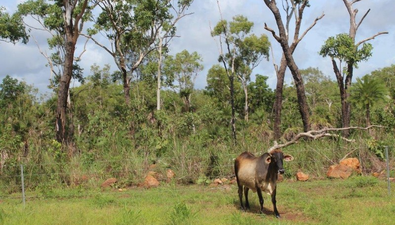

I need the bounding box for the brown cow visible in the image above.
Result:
[234,149,294,218]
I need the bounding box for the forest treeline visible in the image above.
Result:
[0,1,394,191]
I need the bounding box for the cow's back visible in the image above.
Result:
[235,152,259,192]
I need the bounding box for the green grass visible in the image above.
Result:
[0,178,394,225]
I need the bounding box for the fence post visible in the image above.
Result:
[20,164,25,207]
[385,146,391,196]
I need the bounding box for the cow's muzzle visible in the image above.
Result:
[278,169,285,174]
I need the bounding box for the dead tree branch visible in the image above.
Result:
[264,23,281,42]
[267,125,384,153]
[356,31,389,47]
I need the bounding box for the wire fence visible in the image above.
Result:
[1,148,393,204]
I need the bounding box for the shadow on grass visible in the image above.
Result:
[232,198,276,216]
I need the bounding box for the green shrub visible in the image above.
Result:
[168,202,197,225]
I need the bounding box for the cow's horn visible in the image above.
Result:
[268,141,278,154]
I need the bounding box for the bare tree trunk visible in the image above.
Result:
[340,0,387,136]
[264,0,311,132]
[273,55,287,140]
[341,0,357,137]
[331,58,348,132]
[229,73,237,142]
[267,0,323,139]
[120,57,131,106]
[56,0,88,146]
[157,37,163,111]
[242,78,249,122]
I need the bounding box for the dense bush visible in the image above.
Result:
[1,69,394,193]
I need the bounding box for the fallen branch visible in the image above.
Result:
[267,125,384,153]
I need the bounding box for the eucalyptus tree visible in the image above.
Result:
[16,0,90,146]
[349,75,387,127]
[0,7,28,44]
[263,0,324,139]
[163,50,203,112]
[211,15,269,142]
[87,0,193,107]
[319,0,387,136]
[235,33,270,122]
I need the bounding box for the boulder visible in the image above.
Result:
[213,178,223,185]
[166,169,175,182]
[101,178,117,188]
[327,164,353,179]
[221,178,228,183]
[296,171,309,181]
[143,173,160,188]
[340,158,361,173]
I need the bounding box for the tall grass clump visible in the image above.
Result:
[167,202,197,225]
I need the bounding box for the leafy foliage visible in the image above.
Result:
[0,7,28,43]
[320,33,373,67]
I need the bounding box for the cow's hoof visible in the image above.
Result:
[276,214,281,219]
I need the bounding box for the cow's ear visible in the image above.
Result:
[284,154,294,162]
[265,155,271,164]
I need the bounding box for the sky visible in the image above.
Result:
[1,0,395,96]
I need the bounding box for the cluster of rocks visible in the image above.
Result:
[99,157,391,189]
[100,168,176,189]
[140,169,176,188]
[296,157,362,181]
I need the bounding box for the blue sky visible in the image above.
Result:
[1,0,394,96]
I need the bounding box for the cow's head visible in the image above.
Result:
[266,149,294,174]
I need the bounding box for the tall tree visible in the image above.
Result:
[211,13,269,142]
[263,0,323,138]
[235,33,270,122]
[320,0,387,136]
[17,0,90,146]
[164,50,203,112]
[87,0,193,106]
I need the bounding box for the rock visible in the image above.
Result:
[340,158,361,173]
[221,178,228,183]
[372,172,381,178]
[143,174,160,188]
[327,164,353,179]
[296,172,309,181]
[101,178,117,188]
[166,169,175,182]
[213,178,223,185]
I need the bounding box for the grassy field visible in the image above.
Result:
[0,177,394,225]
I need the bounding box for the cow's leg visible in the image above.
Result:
[243,186,250,210]
[256,188,264,214]
[237,185,244,210]
[272,188,280,218]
